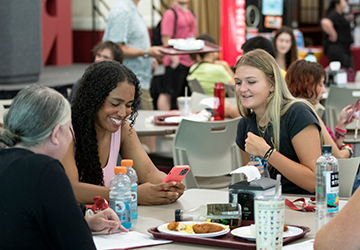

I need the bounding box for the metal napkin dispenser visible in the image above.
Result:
[229,178,278,221]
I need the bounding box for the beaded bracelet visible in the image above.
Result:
[264,148,276,161]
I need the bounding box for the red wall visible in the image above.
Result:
[42,0,72,65]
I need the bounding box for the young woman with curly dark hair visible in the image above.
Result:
[61,61,185,205]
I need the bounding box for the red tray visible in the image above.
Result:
[148,224,310,250]
[160,40,222,55]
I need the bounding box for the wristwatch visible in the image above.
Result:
[143,50,149,58]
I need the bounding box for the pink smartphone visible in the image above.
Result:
[162,165,190,183]
[347,99,360,123]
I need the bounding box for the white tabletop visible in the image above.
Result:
[133,110,178,137]
[127,189,341,249]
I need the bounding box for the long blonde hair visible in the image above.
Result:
[235,49,319,150]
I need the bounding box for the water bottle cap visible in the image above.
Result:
[322,145,332,154]
[114,166,127,174]
[121,159,133,167]
[175,209,181,222]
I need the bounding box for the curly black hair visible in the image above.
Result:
[72,61,141,186]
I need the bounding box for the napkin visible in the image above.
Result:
[230,166,261,182]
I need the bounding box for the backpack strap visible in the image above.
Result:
[170,7,178,38]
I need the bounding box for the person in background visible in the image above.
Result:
[157,0,198,110]
[235,49,321,194]
[187,34,235,96]
[0,85,127,250]
[242,36,286,78]
[61,61,185,205]
[321,0,353,69]
[273,26,298,71]
[286,60,354,159]
[314,186,360,250]
[69,40,124,102]
[103,0,164,110]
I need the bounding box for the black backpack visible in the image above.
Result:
[152,8,178,46]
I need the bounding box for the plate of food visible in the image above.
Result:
[157,221,230,238]
[168,39,205,51]
[231,224,303,241]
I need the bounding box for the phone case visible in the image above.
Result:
[162,165,190,183]
[347,99,360,123]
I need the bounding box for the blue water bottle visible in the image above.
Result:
[109,166,132,229]
[121,159,138,219]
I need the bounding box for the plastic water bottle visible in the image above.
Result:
[109,166,132,229]
[316,145,339,233]
[121,159,138,219]
[213,82,225,120]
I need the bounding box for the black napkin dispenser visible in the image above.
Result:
[228,178,279,221]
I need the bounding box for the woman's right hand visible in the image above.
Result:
[246,161,264,174]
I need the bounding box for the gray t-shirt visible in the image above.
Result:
[102,0,152,89]
[236,102,321,194]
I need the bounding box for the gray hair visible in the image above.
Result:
[0,85,71,147]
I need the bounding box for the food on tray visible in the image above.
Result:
[167,222,226,234]
[167,222,185,231]
[284,225,289,232]
[192,222,225,234]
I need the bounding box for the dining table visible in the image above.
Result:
[115,188,348,250]
[133,110,179,137]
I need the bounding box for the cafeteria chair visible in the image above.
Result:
[173,117,243,189]
[187,79,206,94]
[324,86,360,132]
[0,99,12,126]
[338,157,360,198]
[224,84,235,97]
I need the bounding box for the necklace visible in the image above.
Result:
[257,123,267,137]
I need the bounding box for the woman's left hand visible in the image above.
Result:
[244,132,271,157]
[137,182,185,205]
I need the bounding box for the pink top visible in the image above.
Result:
[103,127,121,187]
[161,5,198,67]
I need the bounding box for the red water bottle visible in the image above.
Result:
[213,83,225,120]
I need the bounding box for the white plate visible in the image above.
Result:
[231,226,303,241]
[164,116,209,123]
[157,221,230,238]
[169,39,205,51]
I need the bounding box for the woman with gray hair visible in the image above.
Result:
[0,85,127,249]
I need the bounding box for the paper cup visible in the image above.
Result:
[255,196,285,250]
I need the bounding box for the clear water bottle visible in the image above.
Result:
[109,166,132,229]
[250,155,270,178]
[121,159,138,219]
[316,145,339,233]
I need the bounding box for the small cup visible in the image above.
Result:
[254,196,285,250]
[177,97,192,117]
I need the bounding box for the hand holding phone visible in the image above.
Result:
[162,165,190,183]
[347,99,360,123]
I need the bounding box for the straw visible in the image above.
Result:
[185,86,188,98]
[274,174,281,198]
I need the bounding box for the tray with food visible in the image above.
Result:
[148,221,310,250]
[160,40,222,55]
